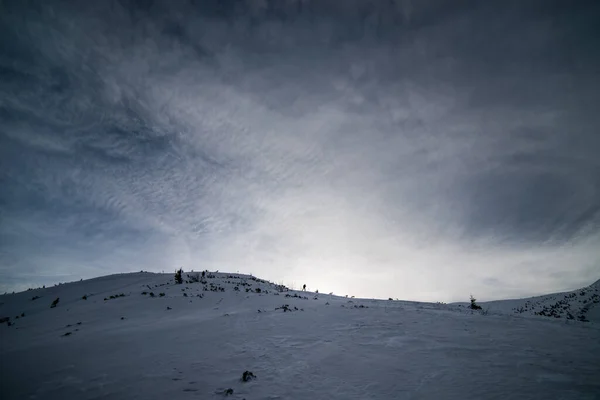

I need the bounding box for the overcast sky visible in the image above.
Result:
[1,0,599,301]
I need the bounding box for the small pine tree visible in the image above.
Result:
[175,268,183,284]
[470,295,482,310]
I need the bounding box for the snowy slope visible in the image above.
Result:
[1,272,600,400]
[478,279,600,323]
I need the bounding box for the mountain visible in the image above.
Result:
[1,272,599,399]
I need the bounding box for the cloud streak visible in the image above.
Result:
[1,0,599,300]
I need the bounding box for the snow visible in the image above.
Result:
[476,279,600,322]
[1,272,599,399]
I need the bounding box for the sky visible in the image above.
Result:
[1,0,599,302]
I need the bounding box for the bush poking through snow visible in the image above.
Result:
[105,293,126,301]
[187,272,200,283]
[50,297,60,308]
[175,268,183,284]
[285,293,308,300]
[224,388,234,396]
[470,295,482,310]
[159,293,165,297]
[82,295,87,300]
[241,371,256,382]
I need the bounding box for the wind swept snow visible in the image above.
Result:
[1,272,599,399]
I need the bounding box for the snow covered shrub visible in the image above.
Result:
[175,268,183,284]
[187,272,200,283]
[470,295,482,310]
[50,297,60,308]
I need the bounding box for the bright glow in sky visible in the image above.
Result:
[1,0,599,301]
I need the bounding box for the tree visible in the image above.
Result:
[175,268,183,284]
[470,295,482,310]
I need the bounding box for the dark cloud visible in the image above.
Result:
[1,0,599,300]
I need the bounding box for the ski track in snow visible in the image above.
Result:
[1,272,599,399]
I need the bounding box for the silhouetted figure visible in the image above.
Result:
[302,284,306,291]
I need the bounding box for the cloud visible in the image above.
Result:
[1,0,599,300]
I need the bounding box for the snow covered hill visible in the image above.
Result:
[1,272,599,400]
[477,279,600,323]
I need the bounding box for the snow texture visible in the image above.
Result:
[1,272,599,399]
